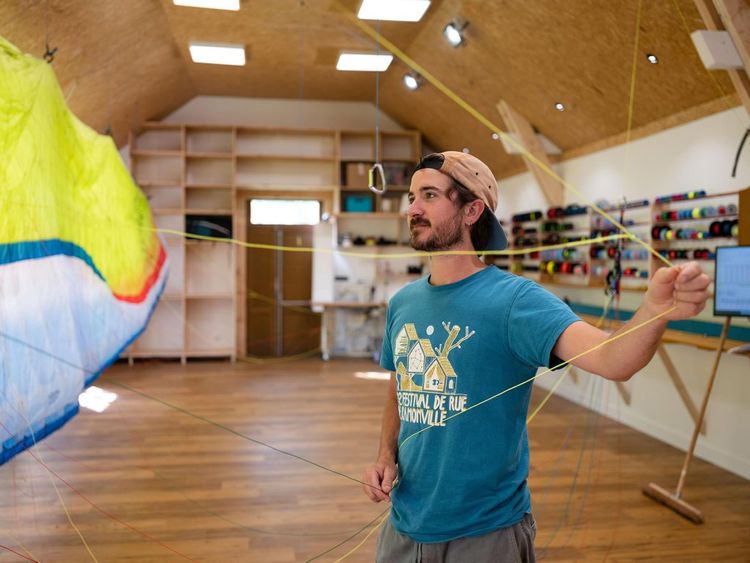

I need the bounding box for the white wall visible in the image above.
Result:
[501,106,750,219]
[500,106,750,479]
[162,95,404,131]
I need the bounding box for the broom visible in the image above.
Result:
[642,316,732,524]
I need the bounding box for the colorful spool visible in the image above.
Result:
[564,204,588,216]
[655,190,706,203]
[512,210,543,223]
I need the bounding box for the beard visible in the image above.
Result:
[409,215,464,251]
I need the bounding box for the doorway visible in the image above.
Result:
[244,201,321,358]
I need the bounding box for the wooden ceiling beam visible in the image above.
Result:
[496,100,564,207]
[713,0,750,70]
[693,0,750,115]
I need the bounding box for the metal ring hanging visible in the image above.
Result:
[368,163,387,195]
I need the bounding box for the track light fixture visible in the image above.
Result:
[403,72,423,90]
[443,19,468,47]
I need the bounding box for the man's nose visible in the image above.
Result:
[407,199,422,218]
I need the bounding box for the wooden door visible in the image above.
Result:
[246,220,320,357]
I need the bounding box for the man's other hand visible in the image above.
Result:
[645,261,711,321]
[363,459,397,503]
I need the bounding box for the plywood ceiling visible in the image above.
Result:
[0,0,740,177]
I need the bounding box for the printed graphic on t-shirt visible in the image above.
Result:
[393,322,472,427]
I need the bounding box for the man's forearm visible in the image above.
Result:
[556,262,710,381]
[602,304,669,380]
[557,304,671,381]
[378,377,400,462]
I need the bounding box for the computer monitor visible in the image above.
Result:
[714,246,750,317]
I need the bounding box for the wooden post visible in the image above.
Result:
[739,186,749,245]
[675,316,732,497]
[656,344,705,433]
[496,99,564,207]
[693,0,750,115]
[642,316,732,524]
[712,1,750,73]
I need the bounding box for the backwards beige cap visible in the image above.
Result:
[413,151,508,250]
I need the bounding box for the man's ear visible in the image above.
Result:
[464,199,485,225]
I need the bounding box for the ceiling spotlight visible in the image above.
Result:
[554,102,565,112]
[491,132,500,140]
[444,19,468,47]
[646,53,659,64]
[462,147,470,153]
[403,72,423,90]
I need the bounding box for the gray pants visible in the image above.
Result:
[376,513,536,563]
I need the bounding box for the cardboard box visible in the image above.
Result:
[345,162,369,188]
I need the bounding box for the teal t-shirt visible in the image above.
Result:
[380,266,580,543]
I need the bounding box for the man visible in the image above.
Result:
[362,151,710,562]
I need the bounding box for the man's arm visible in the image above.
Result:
[362,374,400,503]
[553,261,711,381]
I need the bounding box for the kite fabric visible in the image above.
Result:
[0,35,168,464]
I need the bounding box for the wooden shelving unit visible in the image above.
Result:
[505,188,748,294]
[123,123,236,362]
[325,131,423,358]
[124,123,423,361]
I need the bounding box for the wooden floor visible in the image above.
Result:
[1,359,749,562]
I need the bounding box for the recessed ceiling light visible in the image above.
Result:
[336,52,393,72]
[173,0,239,10]
[443,20,467,47]
[358,0,431,22]
[491,132,500,140]
[403,72,422,90]
[189,42,246,66]
[462,147,470,153]
[554,102,565,112]
[646,53,659,64]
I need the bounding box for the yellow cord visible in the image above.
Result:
[670,0,734,104]
[625,0,643,147]
[400,305,677,450]
[9,405,99,562]
[157,228,631,260]
[239,349,322,364]
[333,509,390,562]
[526,295,614,424]
[331,0,672,270]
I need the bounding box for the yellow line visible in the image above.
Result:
[8,404,99,562]
[333,509,390,562]
[331,1,672,269]
[7,535,38,563]
[239,349,322,364]
[625,0,643,147]
[670,0,731,102]
[526,366,570,425]
[526,295,614,424]
[158,228,630,259]
[400,305,677,449]
[499,234,629,257]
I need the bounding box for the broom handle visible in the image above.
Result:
[675,316,732,497]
